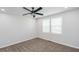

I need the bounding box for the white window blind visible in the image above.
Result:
[42,16,62,34]
[51,17,62,34]
[42,18,50,32]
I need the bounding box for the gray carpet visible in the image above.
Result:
[0,38,79,52]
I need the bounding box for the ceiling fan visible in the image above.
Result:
[22,7,43,18]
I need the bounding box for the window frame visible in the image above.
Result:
[42,16,63,34]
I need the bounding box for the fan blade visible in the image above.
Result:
[23,7,31,12]
[34,7,42,13]
[35,13,43,15]
[23,13,31,16]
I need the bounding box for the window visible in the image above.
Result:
[42,17,50,32]
[51,17,62,34]
[42,16,62,34]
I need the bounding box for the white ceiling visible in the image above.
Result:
[0,7,78,18]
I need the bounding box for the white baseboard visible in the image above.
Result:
[0,36,79,49]
[0,36,36,48]
[38,37,79,49]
